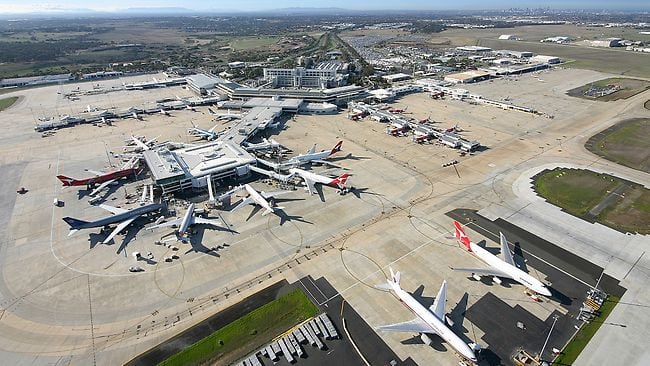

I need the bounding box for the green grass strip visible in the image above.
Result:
[159,289,318,366]
[0,96,18,111]
[552,295,620,366]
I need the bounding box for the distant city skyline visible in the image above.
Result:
[0,0,648,14]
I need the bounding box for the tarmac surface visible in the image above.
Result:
[0,67,648,366]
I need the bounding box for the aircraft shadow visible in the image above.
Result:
[275,209,313,226]
[186,229,220,257]
[512,242,529,272]
[400,334,448,352]
[409,285,435,308]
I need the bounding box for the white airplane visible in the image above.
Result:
[288,168,350,196]
[376,268,478,364]
[188,122,220,141]
[451,221,552,297]
[208,107,242,120]
[231,184,289,216]
[248,165,295,184]
[146,203,223,240]
[243,138,282,152]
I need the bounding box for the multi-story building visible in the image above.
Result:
[263,67,338,88]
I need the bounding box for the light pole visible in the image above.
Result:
[540,315,559,360]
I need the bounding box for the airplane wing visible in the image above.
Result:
[192,217,222,226]
[102,217,136,244]
[500,232,516,266]
[303,177,317,195]
[131,136,150,151]
[450,266,511,279]
[312,159,343,169]
[146,218,182,231]
[260,190,290,200]
[86,169,105,176]
[99,204,129,215]
[377,318,433,334]
[89,179,115,196]
[231,197,254,211]
[430,280,447,320]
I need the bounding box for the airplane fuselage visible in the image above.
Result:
[389,282,477,363]
[470,242,551,296]
[178,203,195,236]
[76,203,163,230]
[245,184,274,212]
[58,167,138,187]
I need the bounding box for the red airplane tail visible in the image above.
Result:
[329,141,343,156]
[57,175,78,186]
[453,221,472,251]
[331,173,349,187]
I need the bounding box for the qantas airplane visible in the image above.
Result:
[285,141,343,167]
[288,168,350,196]
[376,268,478,364]
[231,184,289,217]
[57,157,141,195]
[146,203,223,241]
[451,221,552,297]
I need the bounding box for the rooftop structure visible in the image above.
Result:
[494,50,533,58]
[186,73,243,95]
[530,55,561,64]
[1,73,73,88]
[230,85,368,106]
[382,73,412,83]
[589,38,622,47]
[444,70,491,84]
[541,36,572,44]
[455,46,492,53]
[498,34,519,40]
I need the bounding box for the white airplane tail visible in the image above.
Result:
[376,267,401,291]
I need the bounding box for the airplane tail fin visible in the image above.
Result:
[332,173,350,187]
[329,140,343,156]
[390,267,401,287]
[56,175,78,186]
[453,221,472,251]
[62,217,89,230]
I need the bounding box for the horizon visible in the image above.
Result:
[0,1,649,15]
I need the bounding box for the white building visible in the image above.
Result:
[498,34,519,40]
[530,55,561,64]
[263,67,338,88]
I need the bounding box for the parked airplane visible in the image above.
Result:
[445,123,462,133]
[288,168,350,196]
[387,122,410,136]
[248,165,295,184]
[57,157,141,195]
[231,184,289,216]
[261,141,343,169]
[63,200,163,244]
[208,107,242,120]
[451,221,552,297]
[243,138,282,152]
[188,122,220,141]
[284,141,343,167]
[376,268,478,364]
[125,135,159,152]
[389,106,408,113]
[146,203,223,240]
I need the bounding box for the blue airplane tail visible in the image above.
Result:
[62,217,89,229]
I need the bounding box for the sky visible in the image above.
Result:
[0,0,648,13]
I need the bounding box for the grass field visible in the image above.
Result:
[534,168,619,216]
[0,96,19,111]
[158,289,318,366]
[585,118,650,173]
[533,168,650,234]
[229,36,281,51]
[566,78,650,101]
[552,295,620,366]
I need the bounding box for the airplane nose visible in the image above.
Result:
[541,286,553,297]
